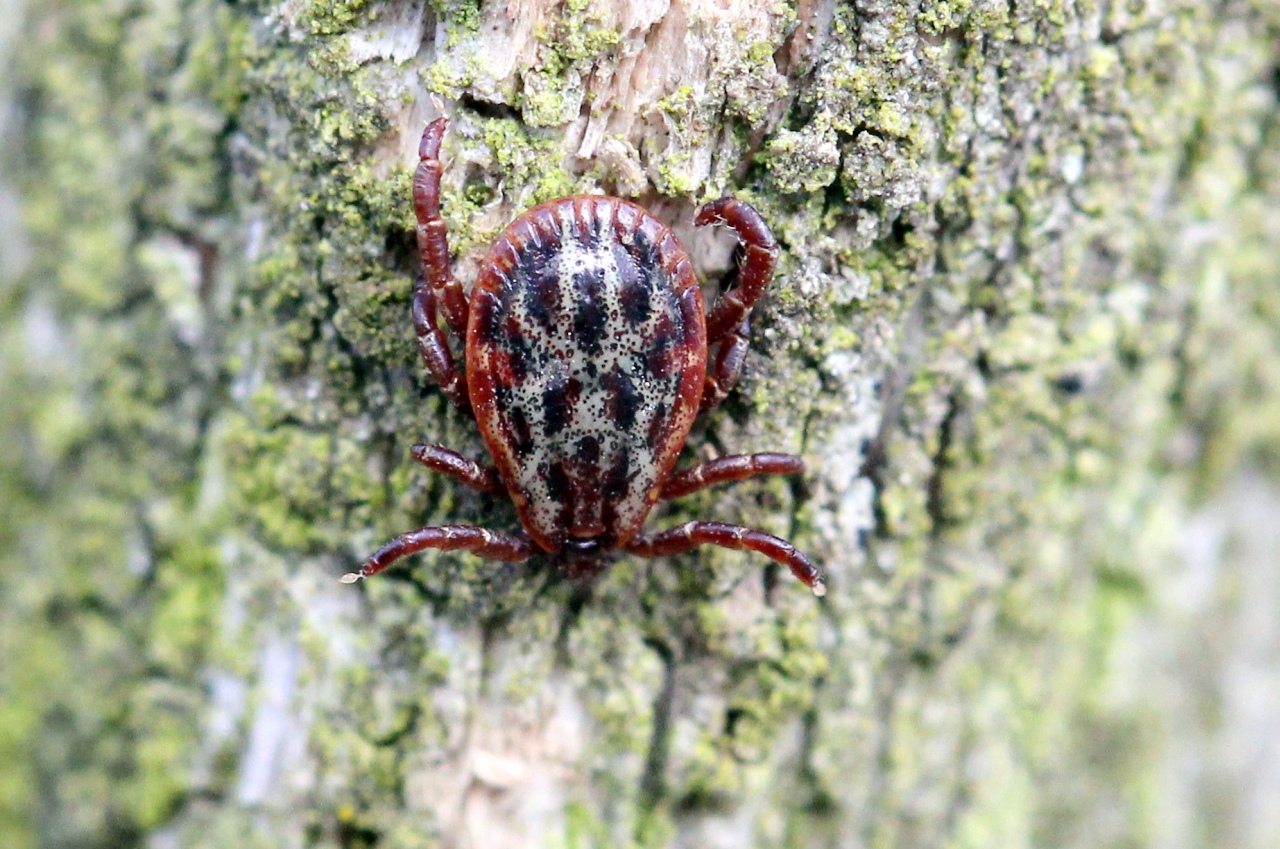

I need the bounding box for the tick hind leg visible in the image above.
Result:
[413,118,472,414]
[625,521,825,596]
[660,453,803,500]
[343,526,535,582]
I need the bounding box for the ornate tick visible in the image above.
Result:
[341,118,825,596]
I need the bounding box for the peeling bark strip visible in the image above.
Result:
[6,1,1280,848]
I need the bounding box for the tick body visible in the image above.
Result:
[343,117,825,596]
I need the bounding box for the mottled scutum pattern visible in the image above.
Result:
[466,197,706,553]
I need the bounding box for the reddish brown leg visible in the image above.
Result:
[414,118,468,339]
[411,443,503,495]
[625,521,825,596]
[412,277,471,414]
[660,452,803,500]
[342,526,535,582]
[699,318,750,414]
[696,198,780,344]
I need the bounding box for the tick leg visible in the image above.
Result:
[342,525,535,582]
[414,117,468,340]
[625,521,825,596]
[660,453,804,500]
[413,277,472,414]
[699,317,750,413]
[696,198,779,345]
[411,443,503,495]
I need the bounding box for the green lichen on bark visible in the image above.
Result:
[4,0,1280,848]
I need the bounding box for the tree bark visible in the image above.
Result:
[3,1,1280,848]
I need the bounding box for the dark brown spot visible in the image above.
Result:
[573,267,607,356]
[604,365,642,431]
[602,453,631,501]
[501,315,533,382]
[627,225,659,278]
[522,264,558,332]
[645,316,678,378]
[576,435,600,467]
[546,460,572,506]
[542,373,581,436]
[507,405,534,457]
[507,232,560,331]
[615,243,654,324]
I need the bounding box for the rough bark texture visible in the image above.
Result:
[3,1,1280,848]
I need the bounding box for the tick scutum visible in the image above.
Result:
[467,197,708,554]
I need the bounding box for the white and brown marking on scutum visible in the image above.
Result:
[466,197,707,553]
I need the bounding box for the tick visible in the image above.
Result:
[341,117,825,596]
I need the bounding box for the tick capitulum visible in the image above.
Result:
[341,117,825,597]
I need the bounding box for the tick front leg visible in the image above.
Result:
[625,521,825,596]
[696,198,780,344]
[660,453,804,500]
[413,277,472,414]
[699,317,749,414]
[415,117,468,339]
[411,443,503,495]
[342,525,535,582]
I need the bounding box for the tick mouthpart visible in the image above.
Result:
[559,537,609,578]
